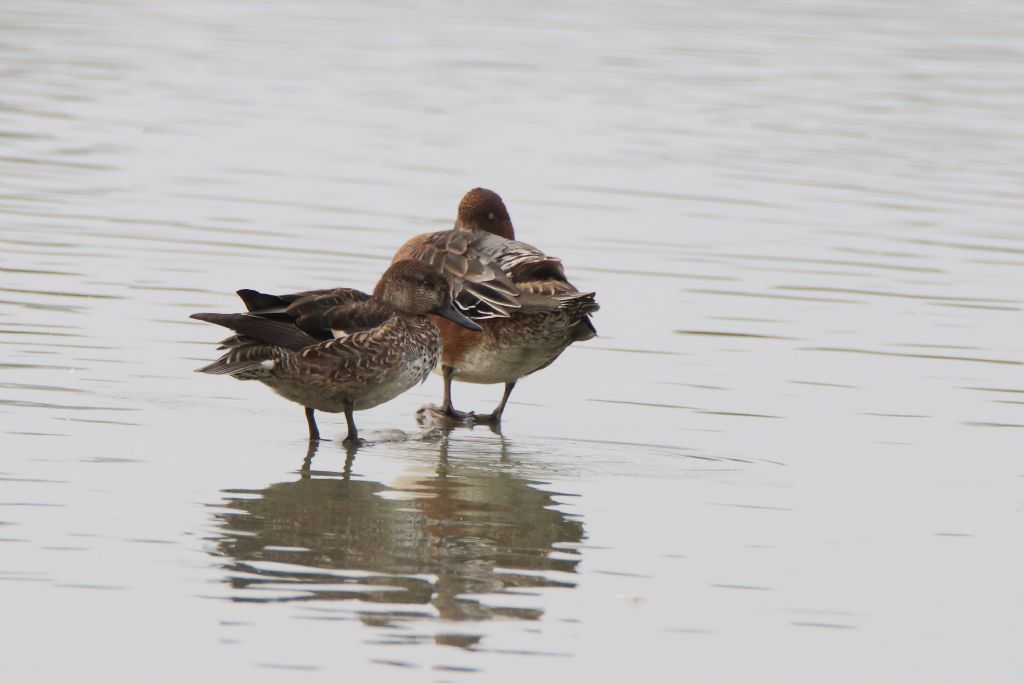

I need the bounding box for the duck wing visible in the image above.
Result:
[243,292,405,366]
[279,289,377,337]
[234,287,370,334]
[189,312,320,351]
[395,230,600,318]
[191,287,379,376]
[472,233,602,314]
[481,236,570,287]
[320,300,397,338]
[394,231,521,319]
[293,315,421,385]
[188,311,320,376]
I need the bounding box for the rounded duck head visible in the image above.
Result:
[454,188,515,239]
[374,260,482,330]
[374,260,450,314]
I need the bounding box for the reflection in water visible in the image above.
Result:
[210,434,584,632]
[4,0,1023,675]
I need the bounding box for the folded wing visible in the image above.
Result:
[395,231,521,319]
[190,286,397,378]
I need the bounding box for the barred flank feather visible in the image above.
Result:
[194,342,288,379]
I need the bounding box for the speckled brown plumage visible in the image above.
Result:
[393,188,599,423]
[190,260,480,443]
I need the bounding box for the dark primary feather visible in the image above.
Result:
[283,289,372,336]
[236,287,352,313]
[226,287,375,340]
[236,289,291,314]
[189,312,319,351]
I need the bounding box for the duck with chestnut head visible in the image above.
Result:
[190,260,480,444]
[393,188,599,425]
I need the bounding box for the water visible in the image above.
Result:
[2,0,1023,679]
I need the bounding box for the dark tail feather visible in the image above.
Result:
[553,292,598,341]
[572,315,598,342]
[557,291,600,316]
[190,312,318,351]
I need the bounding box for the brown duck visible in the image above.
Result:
[190,260,480,443]
[392,188,599,423]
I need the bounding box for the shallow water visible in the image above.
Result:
[2,0,1023,679]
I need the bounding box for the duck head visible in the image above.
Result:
[374,260,481,331]
[454,187,515,239]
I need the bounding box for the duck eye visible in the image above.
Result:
[487,212,494,220]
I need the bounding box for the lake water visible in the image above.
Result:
[2,0,1023,680]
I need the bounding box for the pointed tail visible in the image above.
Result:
[190,312,318,351]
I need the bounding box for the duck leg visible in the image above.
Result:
[342,399,364,446]
[475,381,516,424]
[305,407,321,441]
[301,439,320,477]
[439,365,474,421]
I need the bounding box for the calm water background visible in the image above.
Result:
[2,0,1023,679]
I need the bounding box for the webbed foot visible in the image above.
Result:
[469,410,504,425]
[417,403,476,426]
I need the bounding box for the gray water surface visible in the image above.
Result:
[2,0,1023,680]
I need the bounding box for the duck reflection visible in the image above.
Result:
[210,433,584,627]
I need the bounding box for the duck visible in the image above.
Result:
[189,259,481,444]
[392,188,599,424]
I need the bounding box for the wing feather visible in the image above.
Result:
[394,227,597,320]
[193,286,394,379]
[395,231,520,318]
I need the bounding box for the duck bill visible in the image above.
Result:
[435,301,482,331]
